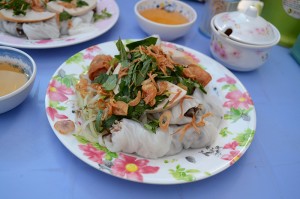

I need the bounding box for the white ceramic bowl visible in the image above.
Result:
[210,6,280,71]
[0,46,36,114]
[134,0,197,41]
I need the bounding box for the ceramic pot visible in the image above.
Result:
[210,6,280,71]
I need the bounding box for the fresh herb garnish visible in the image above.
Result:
[93,73,109,84]
[59,10,73,21]
[103,115,121,129]
[88,36,208,133]
[77,0,88,7]
[126,37,158,50]
[101,74,118,91]
[93,73,118,91]
[0,0,30,16]
[144,120,160,133]
[127,100,152,120]
[93,8,112,21]
[95,110,104,132]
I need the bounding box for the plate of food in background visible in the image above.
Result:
[0,0,119,49]
[45,37,256,184]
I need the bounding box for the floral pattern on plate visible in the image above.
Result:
[0,0,119,49]
[45,40,256,184]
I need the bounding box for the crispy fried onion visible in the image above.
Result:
[159,110,172,132]
[29,0,46,12]
[169,89,182,105]
[110,99,128,116]
[128,91,141,106]
[137,45,176,75]
[58,1,77,9]
[88,55,113,81]
[179,95,194,119]
[174,112,212,141]
[91,83,112,97]
[157,81,168,95]
[142,82,157,106]
[75,75,89,97]
[182,64,212,87]
[118,67,129,79]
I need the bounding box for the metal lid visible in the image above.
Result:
[213,6,280,46]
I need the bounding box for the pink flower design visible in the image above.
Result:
[213,41,221,52]
[83,53,95,59]
[47,79,74,102]
[46,107,68,121]
[83,45,101,60]
[221,13,232,22]
[217,74,236,84]
[212,41,227,59]
[223,90,253,109]
[221,150,241,165]
[36,39,52,44]
[86,45,101,52]
[255,27,268,35]
[181,51,200,63]
[65,38,76,42]
[219,48,227,59]
[79,144,105,164]
[111,153,159,182]
[232,50,241,59]
[224,141,239,150]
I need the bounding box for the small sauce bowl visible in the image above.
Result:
[0,46,36,114]
[134,0,197,41]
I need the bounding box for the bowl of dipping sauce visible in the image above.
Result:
[134,0,197,41]
[0,46,36,114]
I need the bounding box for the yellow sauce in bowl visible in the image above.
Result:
[0,62,28,97]
[140,8,189,25]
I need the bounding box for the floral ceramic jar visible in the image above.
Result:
[210,6,280,71]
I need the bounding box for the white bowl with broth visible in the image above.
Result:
[134,0,197,41]
[0,46,36,114]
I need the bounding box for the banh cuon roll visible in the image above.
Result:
[0,0,112,40]
[59,37,223,159]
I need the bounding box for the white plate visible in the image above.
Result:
[0,0,119,49]
[45,40,256,184]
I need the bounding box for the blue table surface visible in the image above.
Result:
[1,1,299,198]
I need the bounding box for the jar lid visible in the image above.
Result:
[213,6,280,46]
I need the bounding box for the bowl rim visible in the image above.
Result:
[0,46,37,101]
[134,0,197,28]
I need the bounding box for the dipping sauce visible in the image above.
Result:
[140,8,189,25]
[0,62,28,97]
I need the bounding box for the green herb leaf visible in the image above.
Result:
[126,37,158,50]
[95,110,104,132]
[93,8,112,21]
[103,115,120,129]
[77,0,88,7]
[93,73,109,84]
[116,39,128,64]
[127,100,151,120]
[0,0,30,16]
[59,10,72,21]
[144,120,159,133]
[135,57,152,86]
[102,74,118,91]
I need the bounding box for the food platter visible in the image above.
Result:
[45,39,256,184]
[0,0,119,49]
